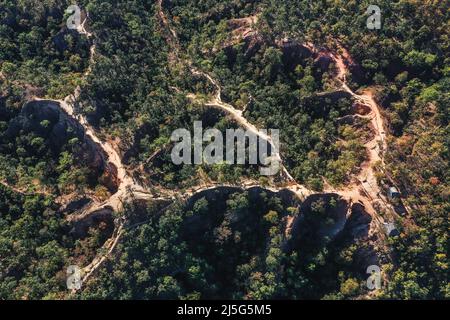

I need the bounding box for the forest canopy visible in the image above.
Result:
[0,0,448,300]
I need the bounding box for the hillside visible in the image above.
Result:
[0,0,448,300]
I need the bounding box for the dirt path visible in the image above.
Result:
[326,49,387,200]
[157,3,392,235]
[33,88,150,218]
[0,180,50,196]
[72,4,397,289]
[191,68,297,182]
[25,19,168,286]
[45,4,395,289]
[199,85,314,198]
[81,222,124,284]
[316,47,392,236]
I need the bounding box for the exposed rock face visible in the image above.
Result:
[317,90,352,103]
[277,38,314,71]
[286,193,378,267]
[352,102,372,115]
[6,100,120,192]
[343,203,372,240]
[23,85,44,102]
[60,197,92,214]
[342,204,380,267]
[288,194,349,248]
[314,53,333,72]
[219,31,264,60]
[177,188,380,273]
[243,32,265,58]
[99,162,119,193]
[69,206,114,238]
[6,100,88,152]
[212,15,262,57]
[180,187,242,239]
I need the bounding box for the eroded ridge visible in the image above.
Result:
[21,4,396,288]
[156,2,394,242]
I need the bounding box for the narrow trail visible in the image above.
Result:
[0,180,50,196]
[70,3,398,289]
[316,46,393,237]
[32,74,150,219]
[191,69,314,200]
[191,68,302,184]
[81,223,125,284]
[157,2,392,234]
[44,4,394,290]
[24,16,168,286]
[157,0,313,199]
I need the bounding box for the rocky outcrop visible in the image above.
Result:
[276,38,314,71]
[352,102,372,115]
[60,197,92,214]
[211,15,262,57]
[9,101,82,150]
[288,194,349,247]
[342,203,372,240]
[316,90,352,103]
[284,193,380,268]
[314,52,333,72]
[6,100,121,193]
[69,206,114,238]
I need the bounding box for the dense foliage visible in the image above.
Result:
[0,0,448,300]
[81,190,373,299]
[0,184,108,299]
[165,0,449,299]
[0,0,90,102]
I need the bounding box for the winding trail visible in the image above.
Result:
[64,2,397,291]
[311,46,393,236]
[190,69,314,200]
[157,0,312,198]
[25,16,168,286]
[192,68,300,184]
[20,4,395,290]
[0,180,50,196]
[32,58,150,220]
[63,3,396,288]
[157,1,392,235]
